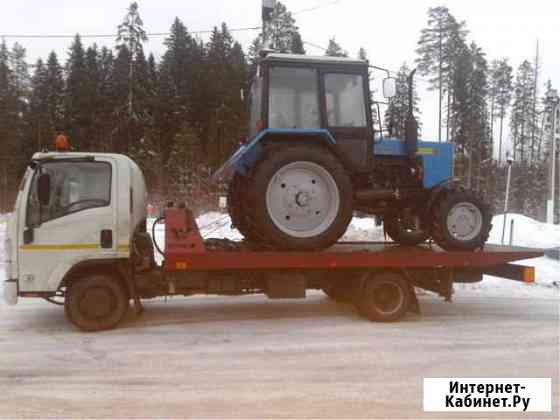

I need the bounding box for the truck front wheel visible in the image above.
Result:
[65,274,129,331]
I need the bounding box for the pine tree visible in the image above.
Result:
[464,42,489,187]
[249,1,305,63]
[510,60,537,163]
[384,63,421,139]
[489,59,513,164]
[416,6,467,142]
[97,46,116,152]
[116,1,148,120]
[153,17,202,193]
[9,43,31,173]
[65,34,89,150]
[205,24,248,168]
[0,41,19,211]
[325,38,348,57]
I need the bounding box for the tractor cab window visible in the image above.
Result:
[268,67,320,129]
[248,75,263,137]
[325,73,367,127]
[27,161,111,226]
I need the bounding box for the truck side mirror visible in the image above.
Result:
[382,77,397,98]
[37,173,51,206]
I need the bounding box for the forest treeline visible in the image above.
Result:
[0,2,557,220]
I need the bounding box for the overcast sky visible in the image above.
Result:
[2,0,559,148]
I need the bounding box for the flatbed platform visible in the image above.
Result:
[165,240,543,272]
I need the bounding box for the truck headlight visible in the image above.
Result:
[4,237,11,262]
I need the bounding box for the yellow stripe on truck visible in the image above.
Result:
[21,243,130,251]
[21,243,100,251]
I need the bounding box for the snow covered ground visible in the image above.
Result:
[2,212,559,301]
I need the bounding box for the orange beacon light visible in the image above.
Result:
[55,134,69,151]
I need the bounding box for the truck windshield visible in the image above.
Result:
[248,75,263,138]
[26,161,111,226]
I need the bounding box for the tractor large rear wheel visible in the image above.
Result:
[246,144,353,250]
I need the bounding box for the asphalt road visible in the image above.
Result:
[0,292,558,419]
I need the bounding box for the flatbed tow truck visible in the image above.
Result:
[3,148,543,331]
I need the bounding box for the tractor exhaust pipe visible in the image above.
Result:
[405,69,418,159]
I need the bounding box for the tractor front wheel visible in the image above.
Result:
[431,188,493,251]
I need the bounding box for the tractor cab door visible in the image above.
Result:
[322,72,372,172]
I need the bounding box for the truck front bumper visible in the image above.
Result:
[3,279,18,305]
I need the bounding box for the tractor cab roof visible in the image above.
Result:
[262,53,368,68]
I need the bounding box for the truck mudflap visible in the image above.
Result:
[3,279,18,305]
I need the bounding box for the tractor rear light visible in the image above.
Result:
[523,267,535,283]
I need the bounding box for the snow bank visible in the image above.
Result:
[489,213,560,249]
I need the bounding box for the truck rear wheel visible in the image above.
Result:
[246,144,353,250]
[65,274,128,331]
[354,271,410,322]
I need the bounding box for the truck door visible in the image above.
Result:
[17,158,118,292]
[322,72,372,171]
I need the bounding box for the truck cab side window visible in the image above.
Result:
[27,161,111,226]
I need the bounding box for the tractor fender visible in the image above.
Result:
[425,177,463,214]
[213,129,338,182]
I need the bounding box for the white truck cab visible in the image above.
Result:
[4,151,148,306]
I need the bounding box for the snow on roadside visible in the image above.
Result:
[489,213,560,249]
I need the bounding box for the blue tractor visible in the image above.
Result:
[215,52,492,251]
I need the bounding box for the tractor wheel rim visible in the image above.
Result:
[446,201,483,241]
[266,161,340,238]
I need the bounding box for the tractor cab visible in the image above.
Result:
[248,53,387,171]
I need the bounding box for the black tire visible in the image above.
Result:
[354,271,410,322]
[227,173,259,241]
[384,213,429,246]
[246,144,353,250]
[431,188,493,251]
[65,274,129,332]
